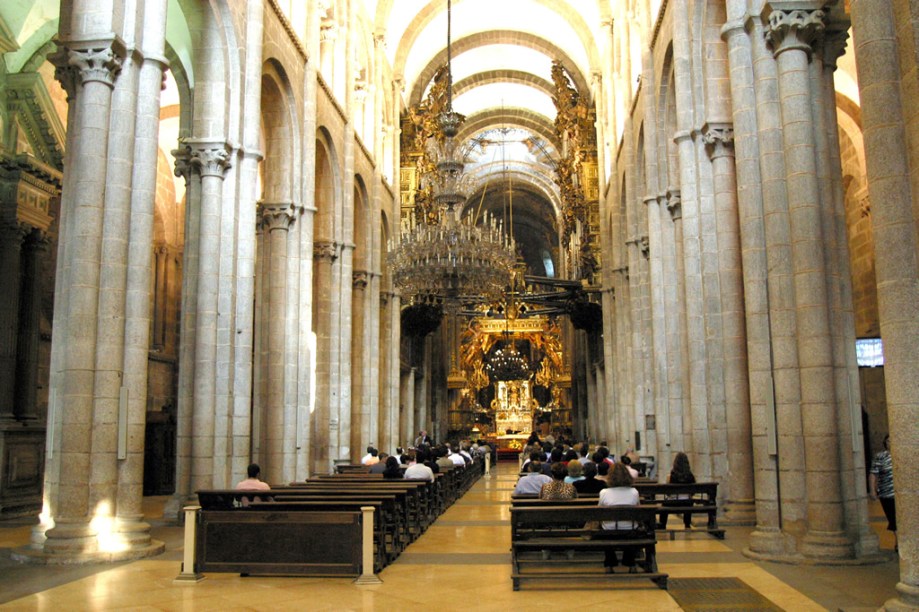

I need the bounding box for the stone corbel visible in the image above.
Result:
[666,188,682,221]
[313,240,339,261]
[353,271,370,290]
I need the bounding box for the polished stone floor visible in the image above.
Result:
[0,463,901,611]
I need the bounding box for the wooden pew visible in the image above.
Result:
[198,490,395,568]
[510,504,667,591]
[635,482,724,539]
[195,500,366,576]
[510,482,724,539]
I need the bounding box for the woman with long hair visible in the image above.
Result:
[659,451,695,529]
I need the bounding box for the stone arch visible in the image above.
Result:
[353,174,371,272]
[260,59,298,203]
[407,31,591,107]
[313,127,340,243]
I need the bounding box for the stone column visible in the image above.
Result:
[311,240,337,473]
[261,203,295,483]
[42,39,126,556]
[351,270,368,461]
[764,3,851,559]
[0,221,27,417]
[377,291,394,453]
[664,190,688,458]
[183,140,233,493]
[152,246,168,349]
[169,147,202,513]
[743,9,799,557]
[722,10,781,537]
[851,0,919,606]
[400,368,415,450]
[703,124,755,525]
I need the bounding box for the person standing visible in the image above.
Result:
[869,435,897,551]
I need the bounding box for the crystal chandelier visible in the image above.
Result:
[389,0,515,303]
[485,334,531,382]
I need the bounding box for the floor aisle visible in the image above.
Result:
[0,462,901,611]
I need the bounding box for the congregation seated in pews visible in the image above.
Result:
[193,444,485,578]
[511,439,725,546]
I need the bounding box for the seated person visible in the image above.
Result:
[235,463,271,506]
[659,451,696,529]
[382,455,403,479]
[620,453,640,479]
[369,452,389,474]
[361,446,380,465]
[573,461,607,494]
[404,452,435,481]
[539,462,578,500]
[564,459,585,484]
[513,460,552,495]
[597,463,641,572]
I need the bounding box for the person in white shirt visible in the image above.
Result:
[598,463,641,572]
[361,446,380,465]
[403,453,435,482]
[449,450,466,467]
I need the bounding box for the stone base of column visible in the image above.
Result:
[801,530,856,560]
[884,582,919,611]
[745,526,892,565]
[11,518,164,564]
[721,498,756,526]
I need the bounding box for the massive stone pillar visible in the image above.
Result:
[312,240,338,473]
[722,7,782,535]
[351,270,369,460]
[23,23,164,558]
[260,203,295,483]
[703,124,755,525]
[851,0,919,607]
[664,190,690,457]
[400,368,416,450]
[764,2,851,560]
[378,290,395,453]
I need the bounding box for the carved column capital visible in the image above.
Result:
[51,39,127,91]
[702,123,735,160]
[172,141,233,179]
[666,188,682,220]
[0,218,31,243]
[353,271,370,290]
[763,7,827,58]
[313,240,339,261]
[260,202,296,232]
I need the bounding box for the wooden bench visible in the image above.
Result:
[511,482,724,539]
[635,482,724,539]
[510,504,667,590]
[197,490,396,567]
[195,504,365,576]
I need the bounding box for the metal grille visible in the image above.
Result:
[667,577,784,611]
